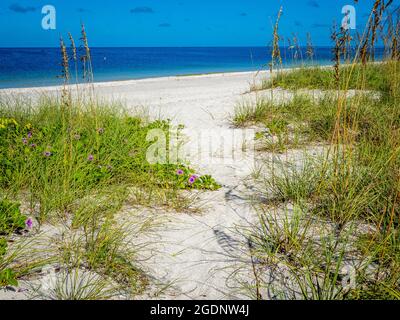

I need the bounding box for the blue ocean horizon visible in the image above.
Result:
[0,47,384,89]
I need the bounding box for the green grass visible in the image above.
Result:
[54,204,149,297]
[0,237,18,286]
[258,61,399,98]
[0,94,220,293]
[238,87,400,223]
[239,57,400,298]
[0,96,219,219]
[234,93,343,151]
[234,94,323,131]
[0,199,28,286]
[0,199,27,235]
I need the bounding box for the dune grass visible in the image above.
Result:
[241,83,400,299]
[0,25,220,297]
[0,96,219,220]
[0,94,220,295]
[257,61,399,95]
[238,0,400,300]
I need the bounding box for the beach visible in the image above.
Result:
[1,58,398,300]
[1,0,398,304]
[1,59,399,301]
[0,70,271,299]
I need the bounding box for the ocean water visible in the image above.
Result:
[0,47,384,89]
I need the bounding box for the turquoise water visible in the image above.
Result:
[0,47,384,89]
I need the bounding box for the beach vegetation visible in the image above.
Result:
[237,0,400,299]
[0,25,220,297]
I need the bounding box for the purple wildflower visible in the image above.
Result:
[22,138,28,145]
[188,174,198,185]
[176,169,184,175]
[30,143,37,148]
[88,154,94,161]
[44,151,51,157]
[27,132,32,139]
[25,218,33,229]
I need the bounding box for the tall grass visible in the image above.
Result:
[0,25,219,297]
[256,62,399,94]
[237,0,400,299]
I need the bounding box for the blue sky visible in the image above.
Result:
[0,0,380,47]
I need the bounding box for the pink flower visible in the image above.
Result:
[25,218,33,229]
[88,154,94,161]
[176,169,184,175]
[188,175,198,185]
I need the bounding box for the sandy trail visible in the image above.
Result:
[0,71,270,300]
[94,71,269,299]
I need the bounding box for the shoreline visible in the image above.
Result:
[1,60,383,95]
[4,60,369,93]
[0,70,269,94]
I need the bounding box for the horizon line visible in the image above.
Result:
[0,45,365,49]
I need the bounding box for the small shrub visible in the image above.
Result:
[0,268,18,287]
[0,199,27,235]
[0,238,19,287]
[0,237,7,258]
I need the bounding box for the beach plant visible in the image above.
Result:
[0,25,220,297]
[0,196,39,287]
[0,64,219,222]
[306,33,314,62]
[0,234,51,288]
[270,7,283,70]
[0,267,18,287]
[0,199,27,235]
[0,238,18,286]
[54,207,148,298]
[255,61,399,93]
[237,0,400,299]
[0,92,220,293]
[268,6,283,102]
[31,266,117,300]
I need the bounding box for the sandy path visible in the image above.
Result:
[1,71,269,300]
[94,72,268,299]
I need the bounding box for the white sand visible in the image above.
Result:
[0,71,273,300]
